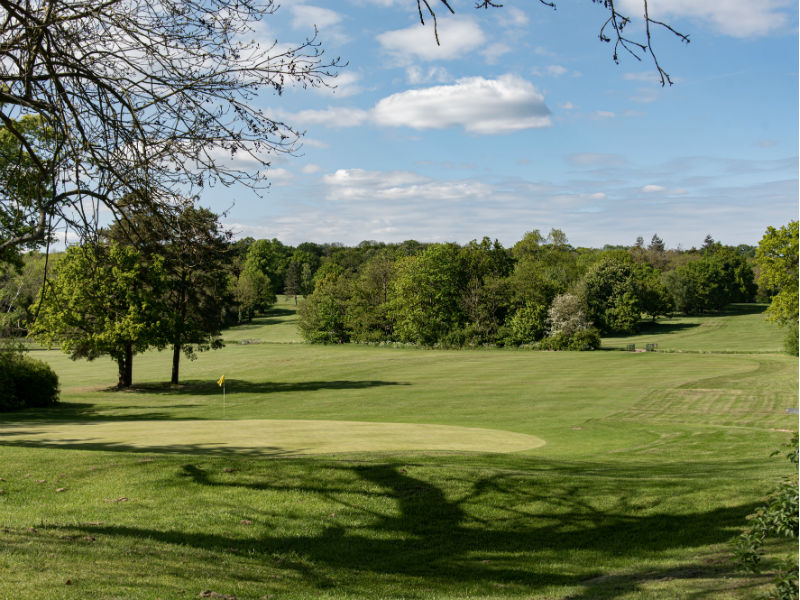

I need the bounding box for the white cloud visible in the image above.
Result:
[559,101,576,110]
[642,184,666,192]
[594,111,616,119]
[299,137,329,149]
[617,0,793,37]
[377,16,487,62]
[481,42,512,64]
[533,64,569,77]
[288,4,350,46]
[301,164,322,174]
[323,168,429,191]
[289,4,343,30]
[222,154,797,249]
[496,7,530,28]
[372,75,551,134]
[623,72,663,83]
[406,65,451,85]
[313,72,362,97]
[289,107,370,127]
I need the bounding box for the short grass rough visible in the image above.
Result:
[0,299,796,599]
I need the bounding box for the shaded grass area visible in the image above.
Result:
[0,446,784,599]
[0,302,796,598]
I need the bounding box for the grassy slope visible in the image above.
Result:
[0,298,797,599]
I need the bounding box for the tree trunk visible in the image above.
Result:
[117,343,133,387]
[171,343,181,385]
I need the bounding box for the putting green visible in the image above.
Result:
[0,419,545,455]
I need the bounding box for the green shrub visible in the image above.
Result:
[0,351,60,411]
[504,303,547,346]
[539,328,601,351]
[570,328,601,351]
[784,322,799,356]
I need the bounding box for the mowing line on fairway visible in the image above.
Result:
[0,419,546,455]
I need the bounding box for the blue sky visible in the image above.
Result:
[204,0,798,250]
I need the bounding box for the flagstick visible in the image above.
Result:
[223,382,226,419]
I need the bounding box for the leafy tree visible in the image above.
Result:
[244,239,291,295]
[313,261,346,286]
[504,302,548,346]
[391,244,466,345]
[297,272,351,343]
[661,266,699,315]
[510,232,578,311]
[235,268,275,323]
[107,202,233,384]
[547,294,589,338]
[512,230,546,261]
[159,208,232,385]
[756,221,799,355]
[648,234,665,253]
[756,222,799,327]
[285,260,301,305]
[0,252,48,336]
[634,263,672,321]
[0,115,56,265]
[31,243,165,387]
[544,293,600,350]
[347,251,397,342]
[646,234,668,270]
[580,256,642,334]
[300,263,315,296]
[459,239,514,344]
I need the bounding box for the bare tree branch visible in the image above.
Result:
[0,0,342,254]
[424,0,689,85]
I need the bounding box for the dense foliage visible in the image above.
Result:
[0,350,59,411]
[296,231,758,348]
[756,221,799,355]
[3,229,766,371]
[30,243,166,388]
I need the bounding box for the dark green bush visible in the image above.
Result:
[570,328,601,351]
[784,322,799,356]
[0,352,59,411]
[539,328,601,351]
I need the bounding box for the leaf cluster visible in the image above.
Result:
[733,434,799,600]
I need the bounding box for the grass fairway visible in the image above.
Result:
[1,298,797,599]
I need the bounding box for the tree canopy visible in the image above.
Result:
[756,221,799,328]
[30,243,165,387]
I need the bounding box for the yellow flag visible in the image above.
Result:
[217,374,225,387]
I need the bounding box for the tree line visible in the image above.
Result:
[3,220,796,390]
[297,231,760,350]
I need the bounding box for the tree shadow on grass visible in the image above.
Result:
[0,379,407,425]
[633,321,700,335]
[55,460,759,598]
[0,403,189,424]
[128,379,409,396]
